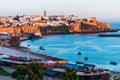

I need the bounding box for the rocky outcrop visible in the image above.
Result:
[69,22,82,33]
[0,25,40,36]
[40,25,69,35]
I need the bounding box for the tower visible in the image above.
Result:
[91,17,96,22]
[44,10,46,16]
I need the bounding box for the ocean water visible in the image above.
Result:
[21,24,120,72]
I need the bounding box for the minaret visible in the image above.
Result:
[44,10,46,16]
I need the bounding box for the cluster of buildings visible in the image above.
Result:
[0,10,110,29]
[0,10,76,28]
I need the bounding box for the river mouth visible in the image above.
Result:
[20,31,120,72]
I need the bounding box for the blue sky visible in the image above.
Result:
[0,0,120,23]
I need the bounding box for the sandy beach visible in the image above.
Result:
[0,46,44,60]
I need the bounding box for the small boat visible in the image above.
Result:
[27,44,30,47]
[110,61,117,65]
[78,52,81,55]
[84,57,88,60]
[39,46,45,50]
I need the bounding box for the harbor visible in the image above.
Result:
[21,29,120,72]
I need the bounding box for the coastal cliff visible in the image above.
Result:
[69,17,112,33]
[40,25,69,35]
[0,25,40,35]
[39,17,113,35]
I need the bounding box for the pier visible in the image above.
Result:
[98,34,120,37]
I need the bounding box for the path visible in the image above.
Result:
[0,75,15,80]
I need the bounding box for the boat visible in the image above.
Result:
[27,44,30,47]
[39,46,45,50]
[110,61,117,65]
[78,52,81,55]
[84,57,88,60]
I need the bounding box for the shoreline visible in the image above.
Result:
[20,29,119,42]
[6,46,66,61]
[19,29,120,72]
[13,28,119,73]
[41,29,119,36]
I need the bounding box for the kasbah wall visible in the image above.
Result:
[0,25,40,34]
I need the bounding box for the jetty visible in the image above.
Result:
[98,34,120,37]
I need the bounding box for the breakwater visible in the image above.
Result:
[20,29,120,71]
[98,34,120,37]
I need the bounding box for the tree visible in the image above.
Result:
[62,67,77,80]
[11,65,27,78]
[17,65,27,75]
[114,76,120,80]
[13,14,20,21]
[12,61,43,80]
[26,61,43,80]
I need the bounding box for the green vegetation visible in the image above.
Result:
[27,61,43,80]
[0,71,11,76]
[13,14,20,21]
[12,61,43,80]
[11,65,27,78]
[62,67,91,80]
[114,76,120,80]
[0,67,11,76]
[16,76,25,80]
[62,67,77,80]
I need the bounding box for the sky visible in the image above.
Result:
[0,0,120,23]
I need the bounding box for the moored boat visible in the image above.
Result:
[84,57,88,60]
[110,61,117,65]
[78,52,81,55]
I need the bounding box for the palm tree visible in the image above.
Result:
[11,65,27,78]
[26,61,43,80]
[62,67,77,80]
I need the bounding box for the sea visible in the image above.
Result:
[20,23,120,72]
